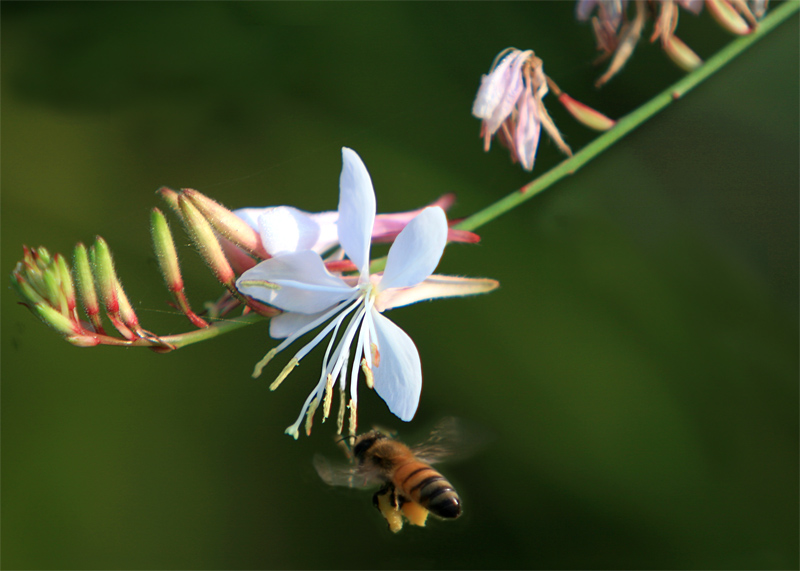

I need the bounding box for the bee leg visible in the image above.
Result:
[372,483,395,510]
[373,484,404,533]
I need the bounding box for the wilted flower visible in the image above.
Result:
[236,148,498,438]
[577,0,770,86]
[472,48,615,171]
[472,48,572,171]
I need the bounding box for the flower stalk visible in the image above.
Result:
[456,0,797,233]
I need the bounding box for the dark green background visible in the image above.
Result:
[2,2,797,569]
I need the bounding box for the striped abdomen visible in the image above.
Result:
[393,461,462,519]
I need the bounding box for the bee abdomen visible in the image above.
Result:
[397,465,462,519]
[421,482,461,519]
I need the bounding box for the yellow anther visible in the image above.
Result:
[270,357,299,391]
[252,348,278,378]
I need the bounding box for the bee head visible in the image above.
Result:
[352,430,388,462]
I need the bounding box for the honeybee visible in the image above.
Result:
[314,418,478,532]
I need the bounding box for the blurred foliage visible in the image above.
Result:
[2,2,797,569]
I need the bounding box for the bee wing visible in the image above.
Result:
[412,417,490,465]
[312,453,382,489]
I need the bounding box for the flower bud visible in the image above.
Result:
[182,189,269,259]
[707,0,753,34]
[91,236,119,314]
[178,194,236,288]
[156,186,182,215]
[151,208,210,328]
[151,208,184,293]
[74,242,105,333]
[11,247,97,346]
[557,93,616,131]
[91,237,134,339]
[663,34,703,72]
[55,254,78,320]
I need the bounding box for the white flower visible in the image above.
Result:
[234,195,476,260]
[235,148,498,438]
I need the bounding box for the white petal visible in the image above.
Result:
[307,211,341,254]
[256,207,319,256]
[234,207,266,231]
[236,250,354,314]
[370,310,421,422]
[270,309,330,339]
[472,49,532,135]
[472,49,518,119]
[375,275,500,312]
[379,207,448,292]
[338,148,376,277]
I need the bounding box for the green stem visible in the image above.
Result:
[89,312,265,350]
[160,312,265,348]
[454,1,799,233]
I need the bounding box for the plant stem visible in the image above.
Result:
[454,1,799,233]
[93,312,266,349]
[160,312,265,348]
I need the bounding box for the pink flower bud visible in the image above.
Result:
[74,242,105,334]
[557,93,616,131]
[150,208,209,328]
[182,189,269,260]
[662,34,703,72]
[707,0,754,34]
[178,195,236,288]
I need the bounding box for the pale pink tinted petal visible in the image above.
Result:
[515,84,541,172]
[370,310,421,422]
[375,275,500,312]
[236,250,354,314]
[379,207,448,292]
[472,51,516,119]
[576,0,599,21]
[472,49,529,125]
[269,309,329,339]
[485,50,532,135]
[676,0,703,14]
[338,148,376,277]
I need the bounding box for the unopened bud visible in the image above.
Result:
[114,273,140,329]
[33,302,80,337]
[663,35,703,72]
[182,189,269,260]
[54,254,78,320]
[91,236,119,314]
[179,195,236,288]
[707,0,752,35]
[65,334,102,347]
[558,93,616,131]
[150,208,209,329]
[156,186,182,216]
[151,208,184,293]
[74,243,104,333]
[91,237,134,339]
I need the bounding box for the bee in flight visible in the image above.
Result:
[314,418,475,533]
